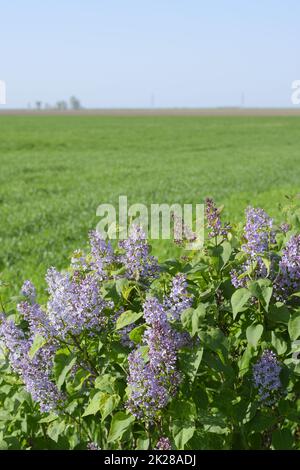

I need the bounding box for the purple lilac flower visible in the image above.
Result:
[143,298,178,374]
[89,230,114,279]
[242,207,275,257]
[253,350,282,406]
[230,270,247,289]
[119,225,159,282]
[205,198,230,239]
[71,249,88,271]
[275,234,300,300]
[0,315,62,412]
[171,213,196,246]
[164,274,192,321]
[46,268,110,339]
[156,437,172,450]
[126,348,168,420]
[126,298,180,420]
[164,274,193,348]
[21,280,36,303]
[280,223,290,234]
[17,300,51,338]
[87,442,101,450]
[231,207,275,288]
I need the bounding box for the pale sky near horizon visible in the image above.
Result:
[0,0,299,108]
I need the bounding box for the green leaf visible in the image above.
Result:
[129,324,147,344]
[28,334,47,359]
[291,291,300,298]
[115,278,129,296]
[39,414,59,424]
[248,279,273,312]
[179,347,203,382]
[95,374,116,393]
[47,420,65,443]
[107,412,135,443]
[210,241,232,270]
[181,304,206,336]
[246,411,277,433]
[231,288,251,319]
[100,393,120,421]
[172,422,195,450]
[268,303,290,324]
[54,350,76,389]
[0,410,12,421]
[246,323,263,348]
[83,391,119,419]
[198,328,229,363]
[272,429,294,450]
[197,410,229,434]
[116,310,143,330]
[288,311,300,341]
[136,434,150,450]
[220,241,233,268]
[0,440,8,450]
[186,430,226,450]
[115,278,135,300]
[82,391,104,417]
[271,332,287,355]
[170,400,196,449]
[238,344,255,377]
[261,257,271,276]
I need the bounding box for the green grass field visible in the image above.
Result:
[1,115,300,299]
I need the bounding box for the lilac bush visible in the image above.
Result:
[0,202,299,450]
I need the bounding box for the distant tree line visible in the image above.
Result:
[31,96,82,111]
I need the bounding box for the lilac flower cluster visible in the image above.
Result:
[253,350,282,406]
[164,274,193,348]
[71,231,114,277]
[21,280,36,303]
[0,315,62,412]
[119,225,159,282]
[143,298,179,376]
[0,232,117,411]
[275,234,300,300]
[18,298,50,338]
[205,198,231,239]
[3,225,163,414]
[280,223,290,234]
[156,437,172,450]
[242,207,275,257]
[89,231,114,279]
[231,207,275,288]
[126,298,180,420]
[45,268,110,339]
[87,442,101,450]
[171,213,196,246]
[164,274,192,321]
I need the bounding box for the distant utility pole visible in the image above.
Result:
[241,92,245,108]
[150,93,155,108]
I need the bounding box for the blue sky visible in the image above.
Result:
[1,0,299,108]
